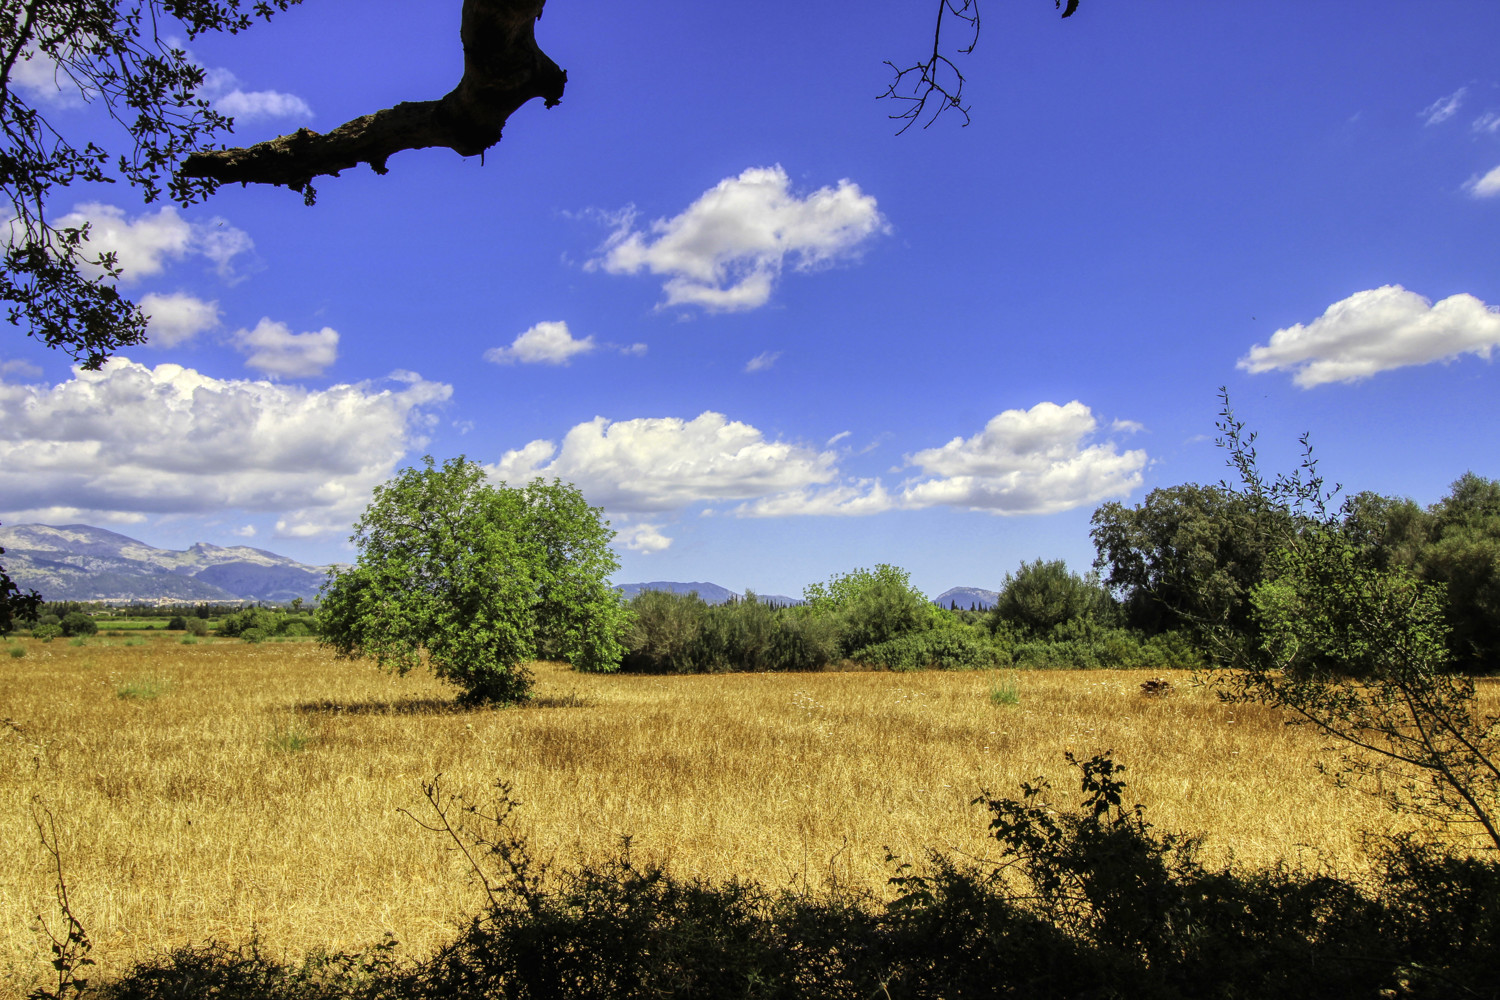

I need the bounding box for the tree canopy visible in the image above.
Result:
[316,457,627,704]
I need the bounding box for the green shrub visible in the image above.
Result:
[622,589,710,672]
[267,725,312,753]
[7,646,23,659]
[804,563,943,656]
[992,558,1110,635]
[851,625,1001,671]
[117,677,169,700]
[989,674,1020,705]
[59,612,97,637]
[240,627,267,644]
[166,615,187,630]
[764,609,841,671]
[183,617,210,637]
[31,624,61,642]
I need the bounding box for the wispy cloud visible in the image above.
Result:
[1421,87,1467,125]
[744,350,781,373]
[1464,165,1500,198]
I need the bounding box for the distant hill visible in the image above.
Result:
[614,581,802,606]
[0,523,331,603]
[934,586,1000,610]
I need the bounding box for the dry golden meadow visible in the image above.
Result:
[2,632,1482,996]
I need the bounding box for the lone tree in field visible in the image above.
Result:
[317,456,627,705]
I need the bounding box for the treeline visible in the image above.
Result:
[620,470,1500,674]
[621,563,1202,673]
[1091,471,1500,672]
[20,603,319,642]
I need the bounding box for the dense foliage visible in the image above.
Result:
[1093,469,1500,674]
[215,606,316,640]
[317,458,628,704]
[619,562,1200,674]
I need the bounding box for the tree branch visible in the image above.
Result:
[179,0,566,200]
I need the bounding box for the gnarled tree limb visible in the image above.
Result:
[179,0,565,200]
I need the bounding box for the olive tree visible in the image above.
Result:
[317,456,627,704]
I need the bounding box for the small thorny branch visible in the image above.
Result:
[881,0,1079,134]
[29,799,93,1000]
[400,774,548,918]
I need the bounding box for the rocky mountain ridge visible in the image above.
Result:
[0,523,331,603]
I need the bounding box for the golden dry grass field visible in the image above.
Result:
[1,632,1479,996]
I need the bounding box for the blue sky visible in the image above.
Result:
[3,0,1499,597]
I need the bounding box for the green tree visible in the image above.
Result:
[1209,398,1500,850]
[1417,474,1500,672]
[59,610,96,637]
[802,563,941,657]
[317,457,627,704]
[991,558,1107,637]
[1090,483,1291,638]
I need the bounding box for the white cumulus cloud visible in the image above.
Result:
[140,292,220,347]
[592,165,887,311]
[1238,285,1500,387]
[9,47,84,106]
[46,203,253,284]
[216,89,312,121]
[233,318,339,378]
[0,359,451,537]
[1421,87,1467,125]
[616,522,673,553]
[739,402,1146,518]
[489,412,838,512]
[484,321,596,365]
[1465,165,1500,198]
[898,402,1147,514]
[202,67,311,122]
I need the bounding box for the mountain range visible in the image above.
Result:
[0,523,332,604]
[614,581,803,606]
[0,523,1000,609]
